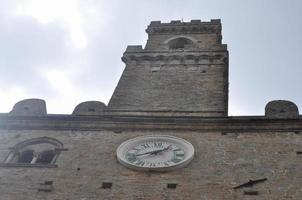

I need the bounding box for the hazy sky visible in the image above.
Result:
[0,0,301,116]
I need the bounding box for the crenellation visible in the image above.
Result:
[265,100,299,119]
[148,19,221,27]
[190,19,201,23]
[149,21,161,26]
[72,101,106,116]
[125,45,143,52]
[210,19,221,23]
[146,20,222,36]
[10,99,47,116]
[170,20,182,24]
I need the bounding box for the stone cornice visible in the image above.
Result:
[0,114,302,132]
[122,51,228,65]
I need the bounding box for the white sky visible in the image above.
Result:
[0,0,302,116]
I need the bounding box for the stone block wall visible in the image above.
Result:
[107,20,229,117]
[107,55,228,116]
[0,118,301,199]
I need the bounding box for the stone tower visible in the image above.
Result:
[0,20,301,200]
[107,19,228,117]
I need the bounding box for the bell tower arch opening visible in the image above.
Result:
[167,37,194,50]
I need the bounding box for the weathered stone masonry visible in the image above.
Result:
[0,20,301,200]
[107,19,228,117]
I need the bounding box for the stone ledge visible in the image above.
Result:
[0,114,302,132]
[0,163,58,168]
[122,52,228,64]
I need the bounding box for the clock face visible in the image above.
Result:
[116,135,194,171]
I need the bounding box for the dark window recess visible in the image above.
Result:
[44,181,53,185]
[77,168,81,171]
[38,181,53,192]
[102,182,112,189]
[244,191,259,195]
[167,183,178,189]
[36,150,55,164]
[296,151,302,155]
[221,132,228,135]
[169,38,193,50]
[88,108,95,112]
[114,130,122,134]
[18,150,34,163]
[5,137,64,166]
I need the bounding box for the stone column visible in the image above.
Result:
[5,151,15,163]
[30,152,39,164]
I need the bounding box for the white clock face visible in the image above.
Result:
[116,135,194,171]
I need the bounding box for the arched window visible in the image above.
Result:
[18,149,34,163]
[3,137,64,166]
[168,37,194,50]
[36,150,56,164]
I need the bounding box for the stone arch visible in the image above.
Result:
[13,137,63,149]
[164,36,197,50]
[4,137,64,165]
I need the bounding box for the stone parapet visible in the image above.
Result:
[265,100,299,119]
[146,19,221,35]
[72,101,106,116]
[9,99,47,116]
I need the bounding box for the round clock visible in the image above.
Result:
[116,135,194,171]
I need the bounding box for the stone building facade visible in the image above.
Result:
[0,19,301,200]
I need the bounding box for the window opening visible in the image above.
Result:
[102,182,112,189]
[168,38,194,50]
[3,137,64,166]
[17,149,34,163]
[36,150,55,164]
[167,183,178,189]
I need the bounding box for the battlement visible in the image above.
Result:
[0,98,300,119]
[146,19,221,35]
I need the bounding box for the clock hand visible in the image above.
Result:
[165,144,172,151]
[135,145,172,156]
[135,150,158,156]
[151,145,172,155]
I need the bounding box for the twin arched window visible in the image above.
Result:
[4,137,64,165]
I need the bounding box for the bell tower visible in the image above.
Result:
[107,19,228,117]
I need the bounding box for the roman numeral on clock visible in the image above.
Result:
[141,143,150,149]
[171,158,182,163]
[154,142,163,148]
[149,163,156,167]
[135,160,145,166]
